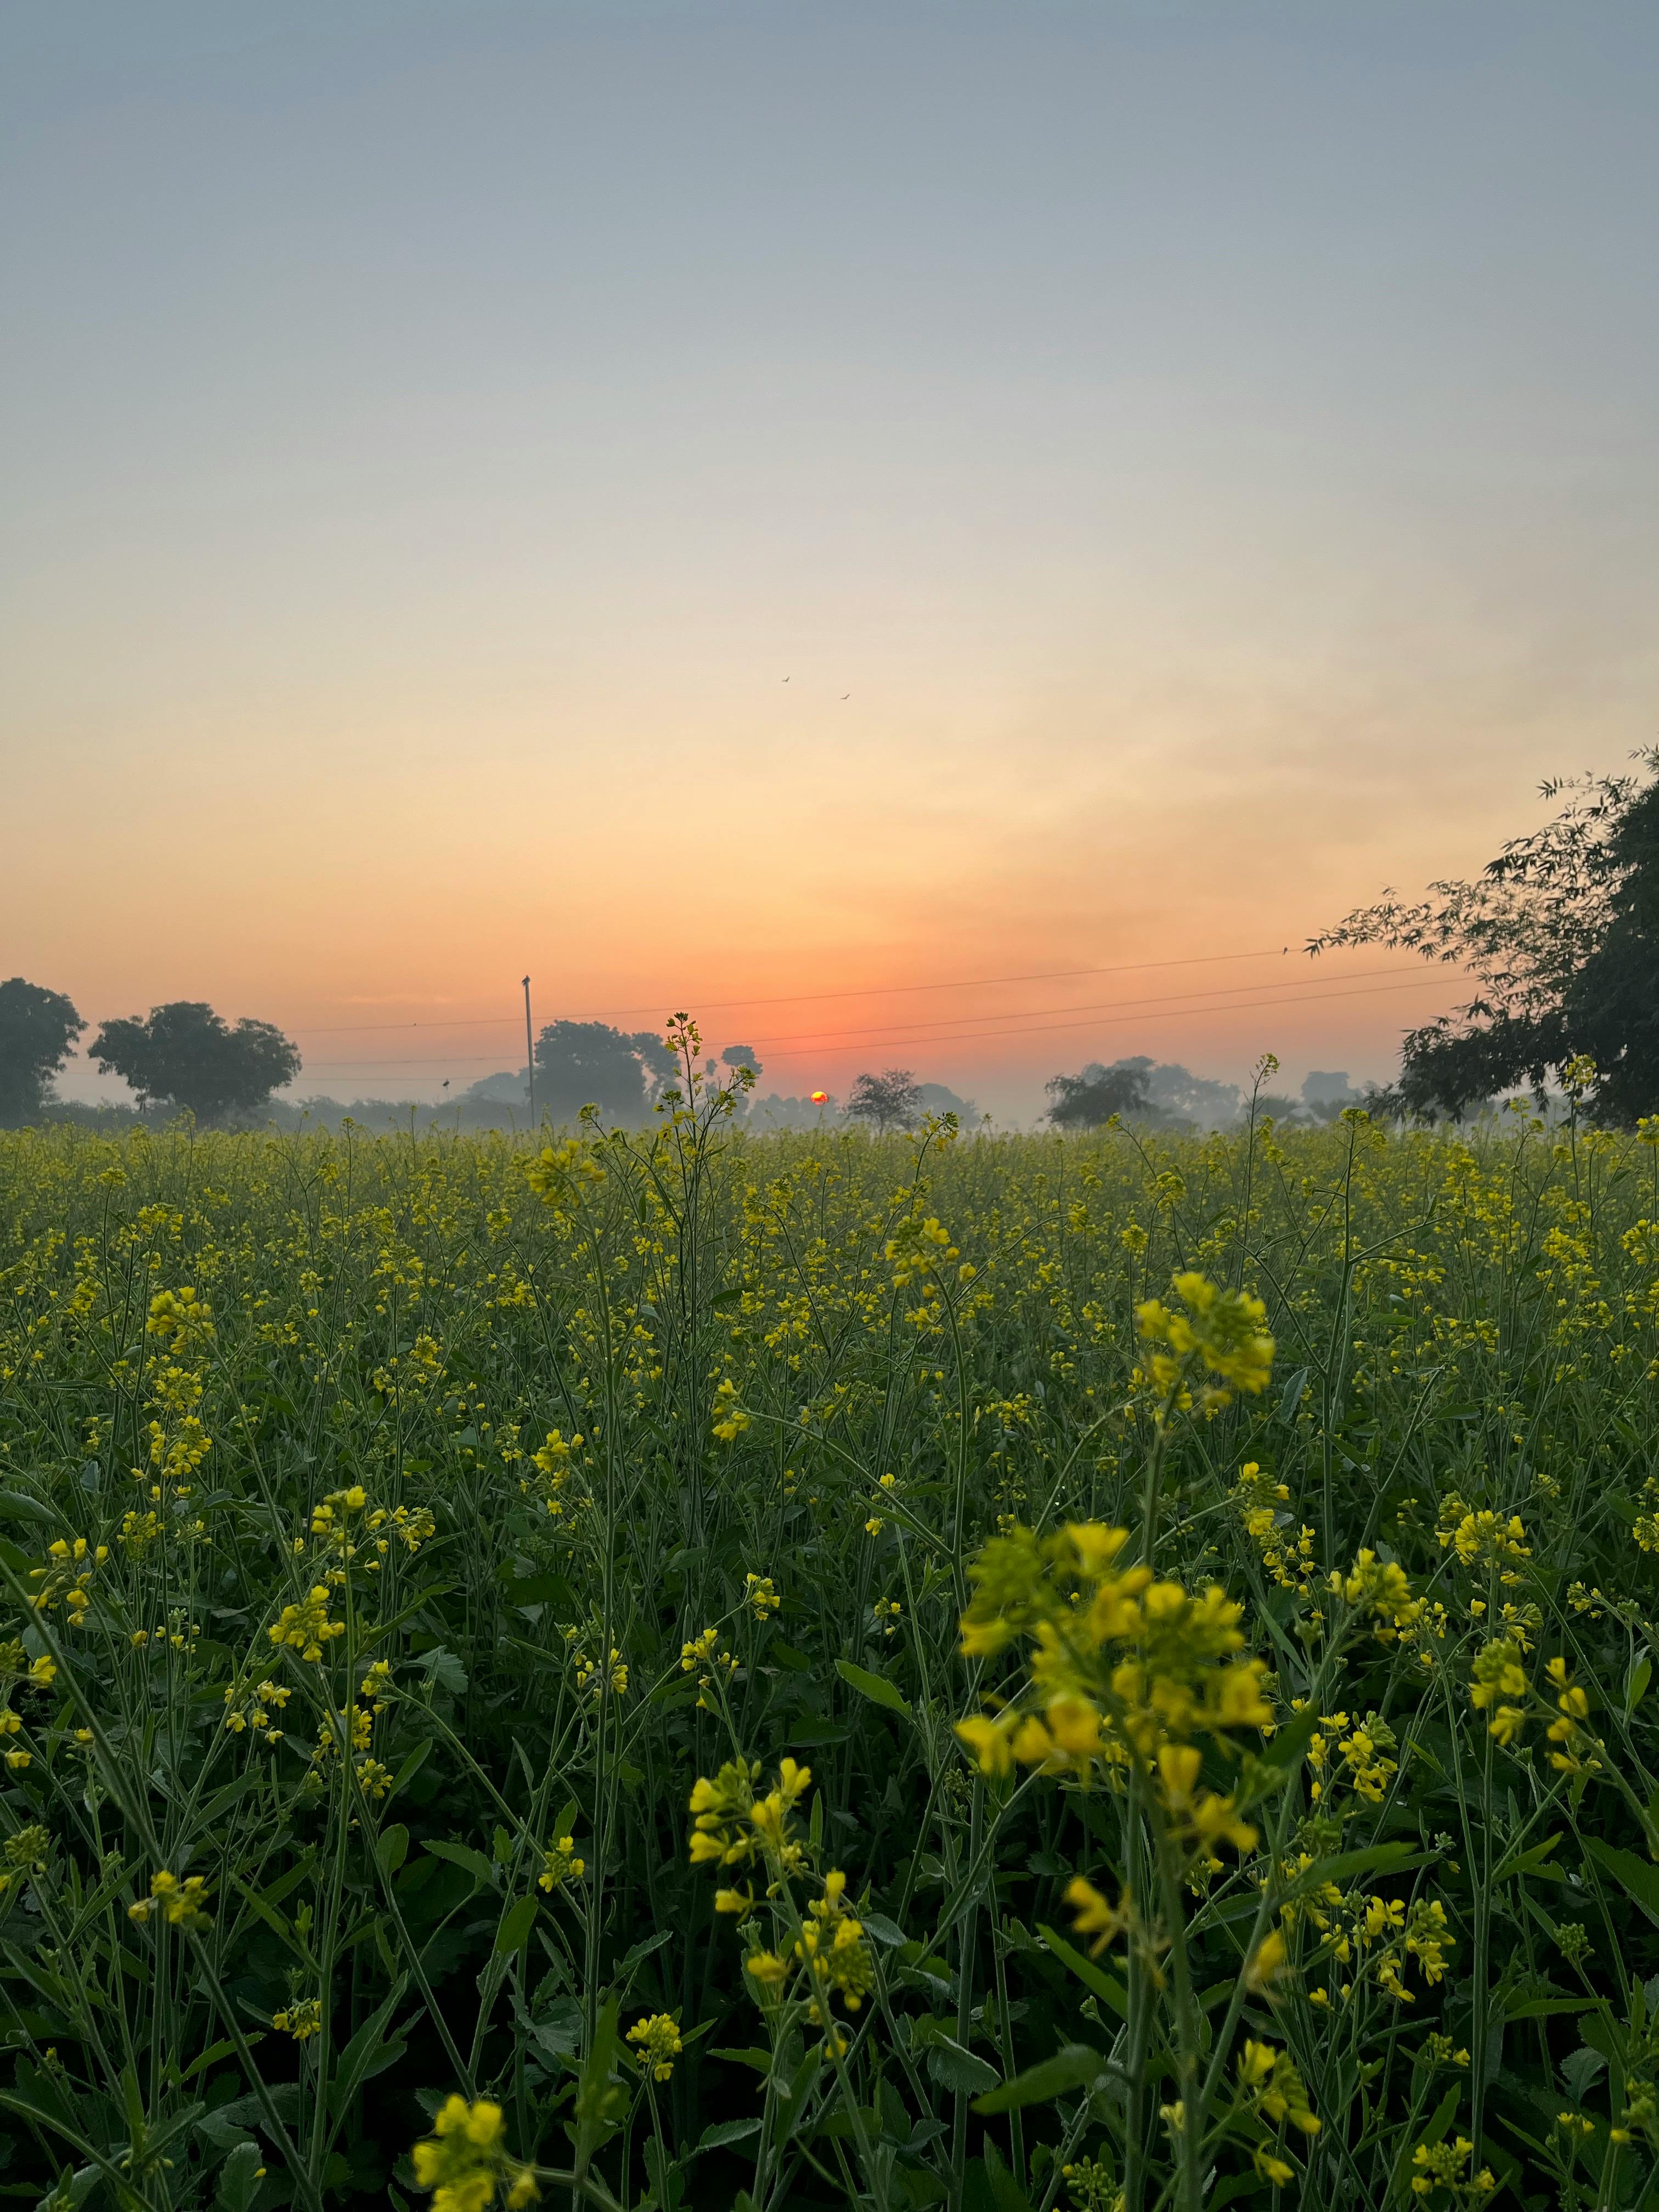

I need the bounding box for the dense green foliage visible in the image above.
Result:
[1316,757,1659,1123]
[89,1007,302,1127]
[5,1074,1659,2211]
[531,1025,675,1125]
[0,982,84,1128]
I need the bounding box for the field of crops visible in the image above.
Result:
[4,1070,1659,2212]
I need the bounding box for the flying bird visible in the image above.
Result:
[841,693,850,699]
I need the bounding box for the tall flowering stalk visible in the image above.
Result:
[956,1274,1299,2212]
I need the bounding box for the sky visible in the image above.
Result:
[4,1,1657,1119]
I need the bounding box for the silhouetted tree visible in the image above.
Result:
[91,1002,300,1122]
[0,978,85,1125]
[846,1068,922,1134]
[916,1080,978,1121]
[1090,1057,1241,1127]
[1300,1071,1359,1122]
[721,1044,764,1080]
[1046,1063,1151,1128]
[1313,755,1659,1122]
[533,1020,673,1123]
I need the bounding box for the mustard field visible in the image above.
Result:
[3,1081,1659,2212]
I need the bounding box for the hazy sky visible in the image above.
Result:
[5,1,1657,1116]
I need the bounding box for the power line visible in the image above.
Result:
[296,968,1455,1075]
[751,972,1458,1063]
[278,945,1300,1035]
[735,964,1428,1052]
[569,946,1300,1020]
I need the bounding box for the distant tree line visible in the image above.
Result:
[21,743,1654,1136]
[0,987,302,1127]
[0,990,980,1134]
[1043,1058,1372,1132]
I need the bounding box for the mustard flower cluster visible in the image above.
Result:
[222,1676,291,1740]
[712,1376,750,1443]
[537,1835,585,1892]
[27,1537,106,1626]
[626,2012,682,2081]
[268,1587,346,1663]
[954,1521,1273,1867]
[272,1996,323,2042]
[410,2097,538,2212]
[1135,1272,1274,1409]
[1236,2038,1321,2183]
[743,1868,876,2044]
[303,1486,435,1578]
[522,1139,604,1210]
[128,1870,211,1930]
[1409,2135,1495,2200]
[145,1285,215,1348]
[1232,1462,1316,1594]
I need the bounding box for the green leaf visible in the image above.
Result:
[328,1979,410,2121]
[861,1912,909,1948]
[1036,1925,1129,2019]
[711,2047,772,2074]
[180,2040,241,2084]
[388,1739,433,1799]
[1583,1836,1659,1923]
[1277,1842,1421,1904]
[922,2032,1000,2095]
[648,1674,702,1709]
[978,2139,1032,2212]
[787,1719,850,1747]
[696,2118,762,2152]
[230,1878,309,1960]
[501,1571,575,1613]
[1420,2087,1462,2143]
[423,1839,495,1887]
[200,2086,301,2142]
[33,2165,98,2210]
[376,1824,410,1877]
[1629,1657,1654,1714]
[614,1928,674,1977]
[645,2138,685,2212]
[574,1995,627,2164]
[216,2142,264,2212]
[357,1585,458,1652]
[769,1640,816,1674]
[973,2044,1105,2113]
[0,1493,55,1526]
[1492,1832,1564,1883]
[420,1646,469,1697]
[834,1657,911,1716]
[495,1894,538,1956]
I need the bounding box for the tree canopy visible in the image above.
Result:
[1312,755,1659,1122]
[91,1002,301,1122]
[532,1021,674,1124]
[0,978,86,1125]
[846,1068,922,1133]
[1046,1063,1152,1128]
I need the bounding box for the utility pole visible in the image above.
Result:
[522,977,536,1128]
